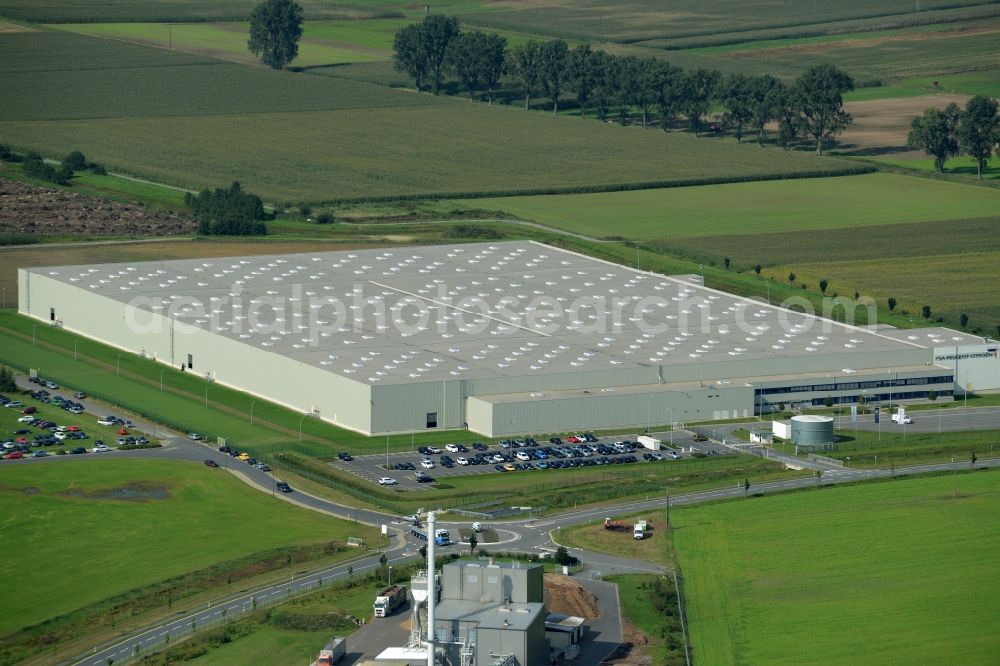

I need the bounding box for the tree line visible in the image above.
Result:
[393,15,857,154]
[908,95,1000,179]
[185,181,268,236]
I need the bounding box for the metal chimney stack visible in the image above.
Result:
[426,511,437,666]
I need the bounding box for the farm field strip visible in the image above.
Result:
[50,20,395,68]
[765,251,1000,324]
[0,104,860,201]
[674,472,1000,665]
[463,173,1000,240]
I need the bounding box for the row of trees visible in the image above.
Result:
[907,95,1000,179]
[393,16,857,153]
[185,182,268,236]
[4,148,106,186]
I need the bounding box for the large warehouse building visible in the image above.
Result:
[18,241,961,436]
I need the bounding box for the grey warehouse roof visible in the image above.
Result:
[27,241,924,386]
[874,326,995,347]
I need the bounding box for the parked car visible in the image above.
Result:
[18,416,36,423]
[22,406,37,415]
[97,417,116,426]
[5,401,23,409]
[92,443,111,453]
[420,459,435,469]
[337,452,353,461]
[427,446,442,455]
[238,452,251,462]
[276,481,293,492]
[74,392,87,399]
[445,444,459,453]
[204,459,220,468]
[219,445,232,453]
[187,433,202,441]
[32,450,48,458]
[69,447,87,455]
[378,477,398,485]
[456,457,470,466]
[256,463,270,472]
[691,433,708,442]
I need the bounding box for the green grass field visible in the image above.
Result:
[673,471,1000,665]
[865,155,1000,179]
[465,173,1000,240]
[0,458,372,636]
[52,20,399,68]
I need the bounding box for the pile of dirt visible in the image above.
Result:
[0,177,195,237]
[543,574,601,619]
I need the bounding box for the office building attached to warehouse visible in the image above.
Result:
[19,241,964,437]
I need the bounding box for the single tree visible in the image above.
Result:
[888,296,897,311]
[819,279,828,294]
[447,32,487,100]
[614,55,641,125]
[960,313,969,329]
[567,44,597,117]
[792,64,854,154]
[678,68,721,135]
[724,257,731,270]
[393,23,428,91]
[62,150,87,171]
[815,469,823,486]
[653,60,684,132]
[922,305,932,319]
[507,40,542,110]
[468,532,478,555]
[591,51,614,121]
[478,32,507,104]
[636,58,661,128]
[743,478,750,497]
[907,103,960,172]
[247,0,303,70]
[721,73,754,142]
[421,14,460,95]
[957,95,1000,179]
[788,271,796,285]
[754,264,762,275]
[747,75,785,146]
[0,366,16,391]
[539,39,569,113]
[971,452,977,469]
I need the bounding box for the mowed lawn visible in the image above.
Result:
[466,173,1000,240]
[673,472,1000,665]
[0,459,372,635]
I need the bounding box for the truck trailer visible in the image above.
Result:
[310,637,346,666]
[373,584,407,618]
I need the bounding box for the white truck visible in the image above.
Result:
[637,435,661,450]
[310,637,346,666]
[891,408,912,425]
[373,584,407,617]
[633,519,648,540]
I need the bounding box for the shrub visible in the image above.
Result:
[316,212,334,224]
[22,152,71,185]
[62,151,87,171]
[0,144,21,162]
[298,204,312,217]
[443,225,502,239]
[187,182,267,236]
[0,366,16,391]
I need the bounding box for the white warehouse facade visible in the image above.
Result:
[18,241,955,437]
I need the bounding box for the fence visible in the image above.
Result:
[82,558,394,666]
[808,453,845,467]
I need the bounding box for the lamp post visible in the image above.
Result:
[73,340,77,361]
[117,353,121,376]
[250,400,255,425]
[204,383,209,408]
[160,370,164,392]
[298,415,305,442]
[386,433,390,469]
[32,324,37,346]
[389,565,393,586]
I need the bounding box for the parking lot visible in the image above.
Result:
[331,430,728,489]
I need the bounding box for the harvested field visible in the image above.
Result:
[0,177,195,238]
[838,93,971,156]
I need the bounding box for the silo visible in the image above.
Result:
[791,415,834,448]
